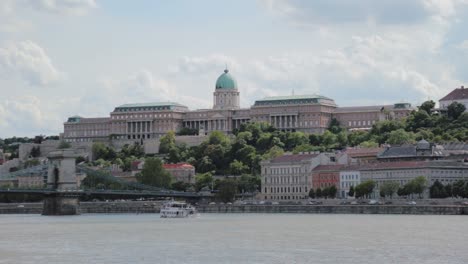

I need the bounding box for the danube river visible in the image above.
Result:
[1,214,467,264]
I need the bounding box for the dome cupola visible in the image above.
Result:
[215,69,237,90]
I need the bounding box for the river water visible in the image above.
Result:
[0,213,467,264]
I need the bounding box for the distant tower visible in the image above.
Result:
[213,68,240,110]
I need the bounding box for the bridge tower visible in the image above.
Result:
[42,150,81,215]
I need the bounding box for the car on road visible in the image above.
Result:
[407,201,417,205]
[368,200,378,205]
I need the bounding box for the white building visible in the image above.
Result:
[339,167,361,198]
[439,86,468,111]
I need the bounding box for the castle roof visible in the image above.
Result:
[254,94,335,106]
[114,102,188,112]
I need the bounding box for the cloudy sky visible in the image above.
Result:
[1,0,468,137]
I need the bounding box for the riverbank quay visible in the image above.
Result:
[0,201,164,214]
[197,204,468,215]
[1,201,467,215]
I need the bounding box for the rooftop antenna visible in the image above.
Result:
[224,62,228,73]
[292,88,295,96]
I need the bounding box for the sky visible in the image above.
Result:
[1,0,468,138]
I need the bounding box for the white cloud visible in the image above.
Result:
[0,96,62,137]
[262,0,467,26]
[95,69,211,112]
[0,41,61,86]
[457,39,468,51]
[23,0,97,15]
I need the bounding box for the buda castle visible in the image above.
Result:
[62,69,414,142]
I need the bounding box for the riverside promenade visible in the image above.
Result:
[1,201,467,215]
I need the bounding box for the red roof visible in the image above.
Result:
[270,153,319,163]
[312,164,344,172]
[163,163,194,169]
[440,87,468,101]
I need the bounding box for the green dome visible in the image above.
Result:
[215,69,237,90]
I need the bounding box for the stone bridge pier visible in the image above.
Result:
[42,150,81,216]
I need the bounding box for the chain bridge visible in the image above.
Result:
[0,150,211,215]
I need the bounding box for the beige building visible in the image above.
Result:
[260,152,347,201]
[360,160,468,198]
[62,68,413,143]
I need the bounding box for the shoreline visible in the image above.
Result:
[0,201,467,215]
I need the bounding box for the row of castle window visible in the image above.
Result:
[112,114,172,119]
[347,120,376,127]
[115,107,171,112]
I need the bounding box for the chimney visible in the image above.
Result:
[461,85,465,89]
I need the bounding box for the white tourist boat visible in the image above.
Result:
[160,201,197,218]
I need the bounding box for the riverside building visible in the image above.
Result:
[260,152,347,200]
[62,68,414,142]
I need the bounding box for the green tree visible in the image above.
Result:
[262,146,284,160]
[328,118,344,134]
[315,188,322,198]
[159,131,176,154]
[237,174,260,193]
[406,110,434,132]
[326,185,337,198]
[177,127,198,136]
[171,181,190,191]
[321,130,337,148]
[348,185,355,197]
[137,158,173,188]
[195,172,213,191]
[419,100,435,114]
[355,180,376,199]
[387,129,415,145]
[285,132,309,150]
[216,178,238,203]
[447,102,466,120]
[208,131,230,146]
[92,142,108,160]
[308,188,316,198]
[359,140,379,148]
[336,131,348,148]
[379,181,399,198]
[229,160,248,175]
[197,156,216,173]
[429,180,447,198]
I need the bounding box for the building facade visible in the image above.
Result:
[439,86,468,111]
[260,152,346,200]
[62,68,414,143]
[339,167,361,198]
[312,165,343,190]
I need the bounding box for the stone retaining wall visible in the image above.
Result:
[1,202,466,215]
[197,204,468,215]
